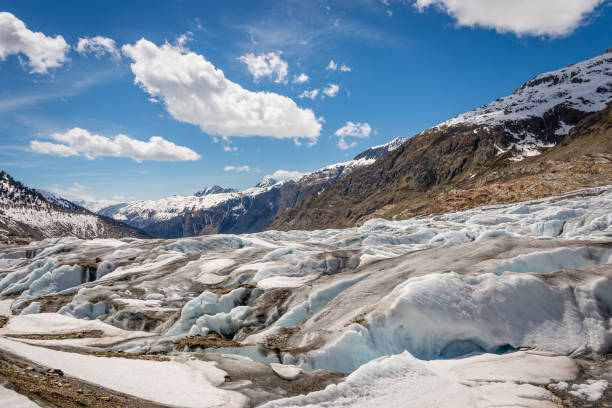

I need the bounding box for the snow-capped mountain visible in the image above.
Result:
[438,50,611,157]
[0,171,148,244]
[194,185,238,197]
[98,137,408,238]
[272,50,612,231]
[36,190,85,211]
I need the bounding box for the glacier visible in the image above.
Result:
[0,185,610,406]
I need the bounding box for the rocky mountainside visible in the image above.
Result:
[0,171,149,244]
[271,51,612,231]
[98,137,407,238]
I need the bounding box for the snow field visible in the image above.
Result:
[0,337,245,408]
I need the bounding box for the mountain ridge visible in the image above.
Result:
[0,171,149,244]
[270,51,612,231]
[95,137,407,238]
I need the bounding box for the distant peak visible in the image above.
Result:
[194,185,237,196]
[255,176,278,188]
[353,136,409,161]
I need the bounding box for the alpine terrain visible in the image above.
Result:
[272,51,612,230]
[0,171,149,244]
[0,3,611,407]
[97,137,407,238]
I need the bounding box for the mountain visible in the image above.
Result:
[271,50,612,231]
[0,171,149,244]
[98,138,406,238]
[194,185,238,197]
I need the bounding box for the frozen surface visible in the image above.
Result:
[0,337,245,408]
[270,363,302,380]
[263,351,578,408]
[0,185,611,407]
[0,385,39,408]
[569,380,608,401]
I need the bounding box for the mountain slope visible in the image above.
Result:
[99,137,407,238]
[0,171,149,244]
[270,51,612,231]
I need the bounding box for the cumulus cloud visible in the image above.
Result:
[293,73,309,83]
[267,169,305,182]
[239,51,288,84]
[412,0,605,37]
[122,39,321,143]
[335,121,372,150]
[0,12,69,73]
[75,36,120,60]
[224,165,251,172]
[299,89,319,100]
[30,127,201,162]
[323,84,340,98]
[327,59,351,72]
[223,146,238,152]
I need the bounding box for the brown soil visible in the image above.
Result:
[173,333,242,349]
[0,316,8,328]
[271,104,612,231]
[6,330,104,340]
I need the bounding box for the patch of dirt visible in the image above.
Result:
[173,333,242,350]
[0,315,8,328]
[6,330,104,340]
[13,293,74,314]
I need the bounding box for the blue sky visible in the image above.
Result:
[0,0,610,204]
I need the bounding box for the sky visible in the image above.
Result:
[0,0,610,205]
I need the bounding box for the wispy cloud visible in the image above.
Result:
[224,165,251,172]
[0,68,121,113]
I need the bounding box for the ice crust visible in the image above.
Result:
[263,351,579,408]
[0,186,611,407]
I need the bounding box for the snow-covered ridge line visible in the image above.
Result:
[100,137,406,227]
[438,51,612,129]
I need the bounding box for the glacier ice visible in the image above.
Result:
[0,185,610,407]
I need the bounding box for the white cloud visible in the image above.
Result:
[323,83,340,98]
[339,63,351,72]
[335,121,372,150]
[267,169,305,182]
[30,127,201,162]
[75,36,120,60]
[293,73,309,83]
[122,39,321,143]
[239,51,288,84]
[0,12,69,73]
[223,146,238,152]
[224,165,251,172]
[412,0,605,37]
[299,89,319,100]
[327,59,351,72]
